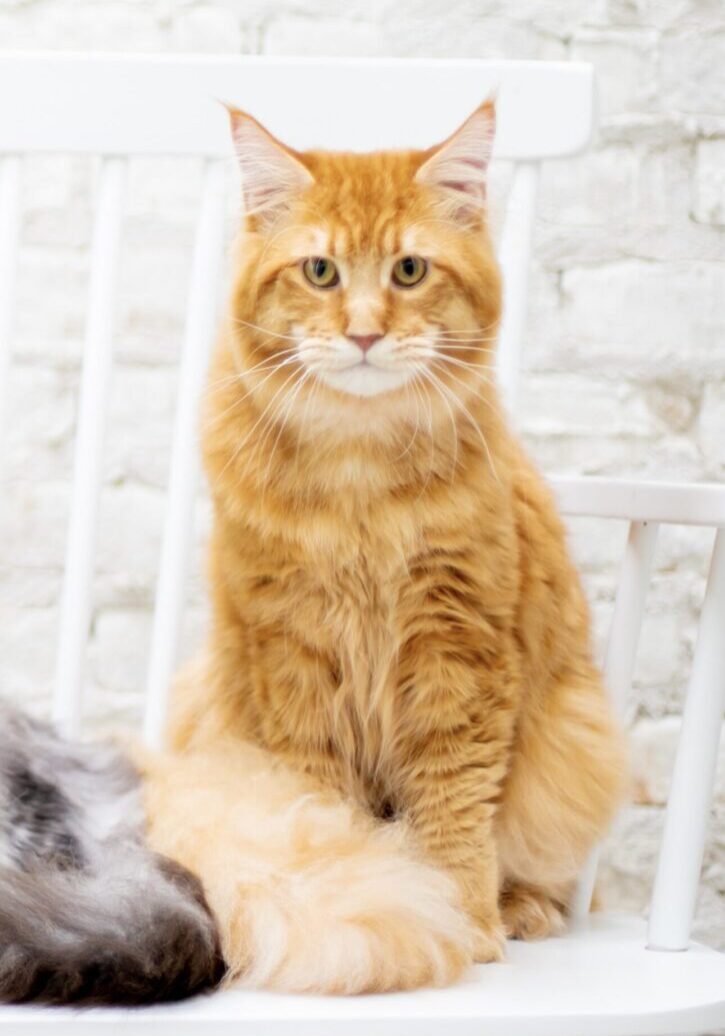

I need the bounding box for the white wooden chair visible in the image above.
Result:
[0,53,723,1036]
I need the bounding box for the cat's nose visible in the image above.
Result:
[349,333,383,354]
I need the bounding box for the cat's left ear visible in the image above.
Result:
[415,100,496,223]
[227,107,313,224]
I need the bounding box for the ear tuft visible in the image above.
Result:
[227,106,313,224]
[415,100,496,223]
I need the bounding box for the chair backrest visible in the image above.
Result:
[1,53,723,956]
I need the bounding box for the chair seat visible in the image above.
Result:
[2,914,724,1036]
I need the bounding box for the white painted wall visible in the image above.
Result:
[0,0,723,948]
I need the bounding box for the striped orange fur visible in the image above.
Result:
[144,102,628,993]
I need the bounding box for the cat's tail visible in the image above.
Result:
[0,854,226,1006]
[143,743,476,995]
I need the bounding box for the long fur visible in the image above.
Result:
[0,702,225,1006]
[145,102,628,993]
[142,738,475,994]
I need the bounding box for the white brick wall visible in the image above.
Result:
[1,0,724,949]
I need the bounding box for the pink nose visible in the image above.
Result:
[349,333,383,354]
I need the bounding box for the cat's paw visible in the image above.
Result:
[230,852,476,993]
[500,884,566,941]
[471,919,507,963]
[213,814,478,994]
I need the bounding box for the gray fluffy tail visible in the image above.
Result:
[0,699,225,1006]
[0,854,225,1006]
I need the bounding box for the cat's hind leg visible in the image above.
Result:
[496,667,628,937]
[500,881,568,940]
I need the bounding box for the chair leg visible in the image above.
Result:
[648,528,725,951]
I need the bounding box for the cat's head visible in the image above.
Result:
[225,102,501,437]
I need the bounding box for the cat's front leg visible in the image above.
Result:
[394,651,519,962]
[398,740,506,961]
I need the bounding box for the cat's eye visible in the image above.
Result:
[302,257,339,289]
[392,256,428,288]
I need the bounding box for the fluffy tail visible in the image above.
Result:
[143,743,476,994]
[0,855,226,1006]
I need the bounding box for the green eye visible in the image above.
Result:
[302,257,339,288]
[392,256,427,288]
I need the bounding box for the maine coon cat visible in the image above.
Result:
[144,101,627,994]
[0,700,225,1005]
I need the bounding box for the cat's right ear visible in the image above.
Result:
[227,107,313,223]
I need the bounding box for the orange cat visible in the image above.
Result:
[144,101,627,994]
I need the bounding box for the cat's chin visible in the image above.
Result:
[314,364,415,399]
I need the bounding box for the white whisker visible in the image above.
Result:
[416,349,495,379]
[227,367,303,485]
[426,366,500,484]
[294,369,323,469]
[416,364,459,480]
[205,354,300,429]
[431,358,497,405]
[410,367,437,501]
[232,316,299,342]
[262,367,314,487]
[394,379,422,463]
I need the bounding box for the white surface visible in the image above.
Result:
[552,476,725,528]
[0,155,19,444]
[0,917,723,1035]
[602,520,661,719]
[573,518,660,918]
[143,158,227,750]
[52,156,126,736]
[496,160,539,413]
[648,527,725,950]
[0,54,594,160]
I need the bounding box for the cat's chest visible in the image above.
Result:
[321,552,404,786]
[300,544,404,669]
[288,533,409,745]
